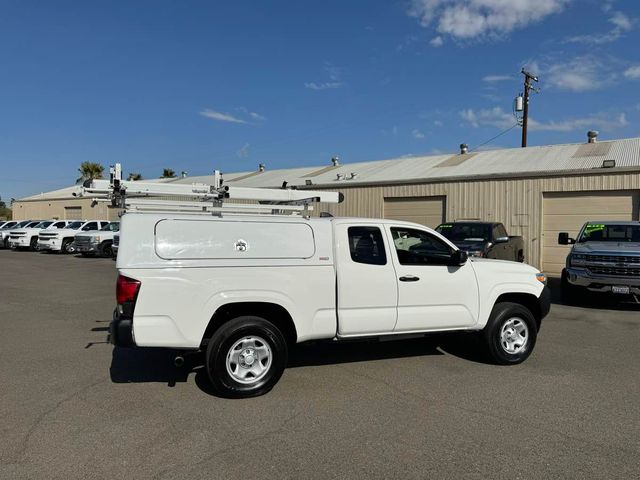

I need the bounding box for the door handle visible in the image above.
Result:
[399,275,420,282]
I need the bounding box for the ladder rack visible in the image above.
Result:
[79,163,343,217]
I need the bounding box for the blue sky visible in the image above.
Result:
[1,0,639,201]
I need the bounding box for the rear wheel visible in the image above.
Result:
[206,316,288,398]
[483,302,537,364]
[99,241,113,258]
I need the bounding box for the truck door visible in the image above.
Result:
[387,226,479,332]
[335,224,398,336]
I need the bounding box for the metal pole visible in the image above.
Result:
[521,74,531,147]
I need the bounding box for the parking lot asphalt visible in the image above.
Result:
[1,249,639,479]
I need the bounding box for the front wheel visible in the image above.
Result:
[99,241,113,258]
[206,316,288,398]
[62,239,76,254]
[483,302,537,364]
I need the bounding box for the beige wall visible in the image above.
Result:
[12,197,121,221]
[311,170,640,273]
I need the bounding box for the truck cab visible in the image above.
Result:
[559,221,640,300]
[37,220,109,253]
[74,221,120,257]
[435,221,525,262]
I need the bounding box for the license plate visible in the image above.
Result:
[612,286,630,294]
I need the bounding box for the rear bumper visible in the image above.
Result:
[110,309,135,347]
[566,267,640,294]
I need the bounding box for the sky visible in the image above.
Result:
[1,0,640,201]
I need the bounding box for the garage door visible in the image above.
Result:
[384,196,446,228]
[542,191,639,275]
[64,206,82,220]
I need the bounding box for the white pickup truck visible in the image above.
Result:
[111,212,550,398]
[74,221,120,257]
[8,220,70,250]
[37,220,109,253]
[0,220,26,248]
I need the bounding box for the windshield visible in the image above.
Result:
[1,221,18,229]
[25,221,41,228]
[100,222,120,232]
[35,221,53,229]
[67,221,83,229]
[52,222,67,228]
[578,223,640,243]
[436,223,491,242]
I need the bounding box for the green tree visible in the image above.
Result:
[160,168,176,178]
[76,162,105,184]
[127,172,143,181]
[0,196,11,220]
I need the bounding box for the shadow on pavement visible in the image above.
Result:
[547,277,640,311]
[109,333,489,396]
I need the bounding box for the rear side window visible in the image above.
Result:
[348,226,387,265]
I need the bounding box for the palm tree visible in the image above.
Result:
[160,168,176,178]
[127,173,143,181]
[76,162,104,184]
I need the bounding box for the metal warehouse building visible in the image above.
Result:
[13,135,640,275]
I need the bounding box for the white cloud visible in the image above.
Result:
[624,65,640,79]
[408,0,569,41]
[249,111,266,121]
[412,129,426,139]
[482,74,511,83]
[305,62,344,90]
[236,143,250,158]
[546,56,617,92]
[434,120,443,127]
[430,36,444,47]
[460,106,628,132]
[199,109,247,124]
[566,9,634,44]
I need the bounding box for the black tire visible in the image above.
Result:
[99,241,113,258]
[517,250,525,263]
[30,237,38,251]
[62,238,75,254]
[483,302,537,365]
[206,316,288,398]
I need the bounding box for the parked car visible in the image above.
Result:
[112,213,550,398]
[37,220,109,253]
[559,221,640,301]
[75,221,120,257]
[112,233,119,259]
[8,220,70,251]
[435,221,525,262]
[1,220,38,248]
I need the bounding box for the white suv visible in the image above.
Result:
[38,220,109,253]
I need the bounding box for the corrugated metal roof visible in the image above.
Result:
[171,136,640,189]
[18,137,640,200]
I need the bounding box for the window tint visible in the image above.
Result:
[436,223,491,242]
[391,227,453,266]
[82,222,98,231]
[493,224,507,239]
[100,222,120,232]
[348,226,387,265]
[52,222,67,228]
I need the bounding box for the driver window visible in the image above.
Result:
[82,222,97,231]
[391,227,453,266]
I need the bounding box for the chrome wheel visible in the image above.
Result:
[226,336,272,385]
[499,317,529,354]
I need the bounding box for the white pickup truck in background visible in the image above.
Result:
[1,220,39,249]
[37,220,110,253]
[74,221,120,257]
[9,220,70,251]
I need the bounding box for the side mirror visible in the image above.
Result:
[449,250,468,266]
[558,232,575,245]
[494,236,509,244]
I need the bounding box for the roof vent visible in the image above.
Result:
[331,156,340,166]
[336,173,345,181]
[587,130,598,143]
[602,159,615,168]
[258,163,266,172]
[460,143,469,154]
[348,172,358,180]
[181,171,187,178]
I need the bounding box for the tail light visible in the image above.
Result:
[116,274,141,305]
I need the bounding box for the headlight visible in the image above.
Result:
[570,253,586,266]
[468,250,484,258]
[94,236,101,242]
[536,272,547,285]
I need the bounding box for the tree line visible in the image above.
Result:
[76,162,180,182]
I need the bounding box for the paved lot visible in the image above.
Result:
[1,249,639,479]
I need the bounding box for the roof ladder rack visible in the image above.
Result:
[78,163,343,217]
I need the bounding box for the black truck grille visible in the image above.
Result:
[586,255,640,264]
[588,266,640,277]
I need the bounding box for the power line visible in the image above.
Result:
[469,123,519,152]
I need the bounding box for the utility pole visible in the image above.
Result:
[520,68,538,148]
